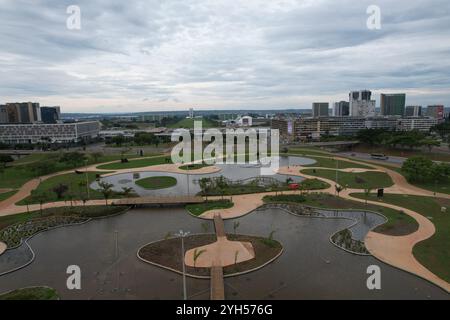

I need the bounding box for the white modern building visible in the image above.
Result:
[349,90,376,117]
[0,121,100,144]
[397,117,439,132]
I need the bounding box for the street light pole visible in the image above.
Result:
[175,230,190,300]
[84,159,90,200]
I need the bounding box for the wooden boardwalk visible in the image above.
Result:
[210,266,225,300]
[211,213,226,300]
[112,196,204,206]
[213,213,226,238]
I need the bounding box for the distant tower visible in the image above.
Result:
[188,108,194,118]
[349,90,376,117]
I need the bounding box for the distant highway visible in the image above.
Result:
[338,151,406,166]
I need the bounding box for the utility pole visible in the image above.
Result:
[84,159,90,200]
[175,230,190,300]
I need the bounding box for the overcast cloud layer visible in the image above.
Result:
[0,0,449,112]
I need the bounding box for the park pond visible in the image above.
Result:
[0,206,447,299]
[90,156,315,196]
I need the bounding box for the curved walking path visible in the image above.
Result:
[0,242,6,256]
[0,152,449,292]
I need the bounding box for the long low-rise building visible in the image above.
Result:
[272,116,439,140]
[0,121,100,144]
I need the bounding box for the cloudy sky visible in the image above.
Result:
[0,0,449,113]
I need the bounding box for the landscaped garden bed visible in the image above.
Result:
[186,200,234,216]
[0,286,59,300]
[135,176,177,190]
[331,229,369,254]
[0,206,130,248]
[138,234,282,277]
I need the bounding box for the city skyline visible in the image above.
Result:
[0,0,449,113]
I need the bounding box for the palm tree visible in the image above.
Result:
[335,184,344,197]
[121,187,134,198]
[193,249,206,268]
[98,181,114,205]
[233,221,240,235]
[234,250,239,266]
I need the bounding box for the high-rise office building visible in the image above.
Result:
[349,90,376,117]
[380,93,406,116]
[405,106,422,117]
[312,103,329,117]
[333,101,350,116]
[426,105,444,120]
[40,106,61,124]
[5,102,41,123]
[0,105,7,123]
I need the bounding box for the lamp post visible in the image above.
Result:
[175,230,190,300]
[84,159,90,200]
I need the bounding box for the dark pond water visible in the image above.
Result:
[0,207,447,299]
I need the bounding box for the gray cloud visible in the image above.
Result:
[0,0,449,112]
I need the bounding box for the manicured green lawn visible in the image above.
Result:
[263,193,418,236]
[186,200,233,216]
[0,190,17,202]
[350,193,450,282]
[286,147,333,156]
[0,152,161,189]
[300,179,331,190]
[409,181,450,195]
[97,155,172,170]
[135,176,177,190]
[168,118,217,129]
[0,287,59,300]
[17,172,121,205]
[301,156,373,169]
[301,169,394,189]
[179,163,211,170]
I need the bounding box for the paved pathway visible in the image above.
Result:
[0,242,6,256]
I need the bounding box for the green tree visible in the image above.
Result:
[52,183,69,200]
[420,138,441,153]
[401,156,433,182]
[90,152,104,163]
[121,187,134,198]
[98,181,114,205]
[193,249,206,268]
[0,154,14,168]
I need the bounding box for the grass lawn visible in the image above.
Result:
[0,287,59,300]
[300,179,331,190]
[286,147,333,156]
[97,155,172,170]
[263,193,418,236]
[301,169,394,189]
[168,118,217,129]
[186,200,233,216]
[352,145,450,162]
[301,156,373,169]
[0,190,17,202]
[350,193,450,282]
[17,171,122,205]
[179,163,211,170]
[0,152,160,189]
[409,180,450,195]
[135,176,177,190]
